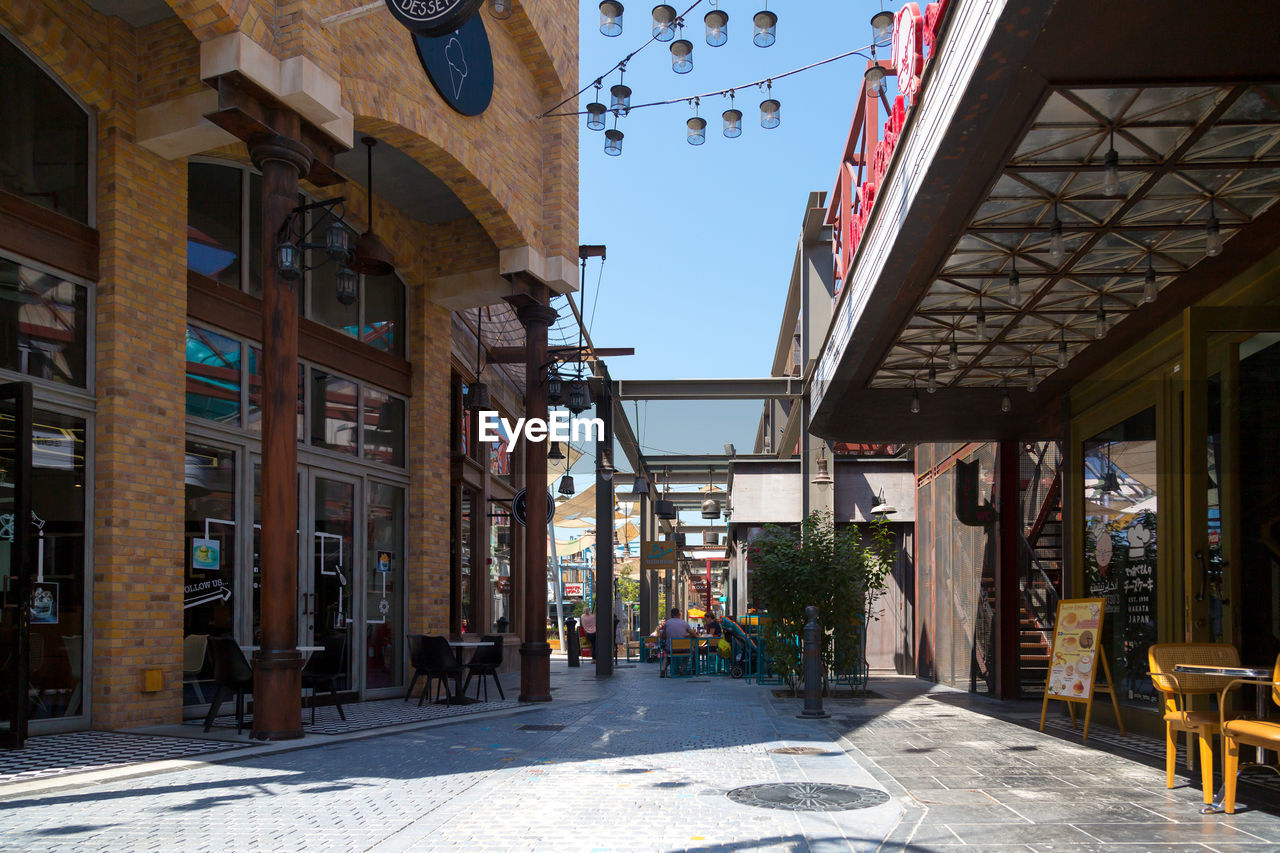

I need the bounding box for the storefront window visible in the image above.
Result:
[490,503,512,633]
[29,410,86,720]
[458,490,474,633]
[309,369,358,456]
[366,483,404,688]
[489,417,514,482]
[186,325,241,426]
[246,347,304,440]
[187,163,242,291]
[310,256,359,339]
[363,387,404,467]
[0,34,90,224]
[0,257,88,387]
[364,273,405,357]
[1083,407,1157,708]
[183,443,236,705]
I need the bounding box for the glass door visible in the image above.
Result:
[302,472,359,691]
[0,383,33,748]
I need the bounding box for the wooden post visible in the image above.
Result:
[594,370,614,677]
[516,286,556,702]
[250,133,312,740]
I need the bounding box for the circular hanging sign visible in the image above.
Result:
[384,0,483,37]
[512,488,555,528]
[413,11,494,116]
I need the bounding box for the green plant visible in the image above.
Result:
[749,511,894,693]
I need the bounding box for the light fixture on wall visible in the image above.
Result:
[273,194,356,304]
[546,369,564,404]
[869,488,897,515]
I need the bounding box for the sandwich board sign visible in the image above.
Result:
[1038,597,1125,740]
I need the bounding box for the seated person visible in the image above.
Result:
[703,613,721,636]
[662,607,696,676]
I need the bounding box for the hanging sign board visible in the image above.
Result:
[384,0,483,37]
[414,11,494,116]
[512,488,554,527]
[641,540,676,573]
[1039,597,1126,740]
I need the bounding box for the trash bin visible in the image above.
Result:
[565,616,580,667]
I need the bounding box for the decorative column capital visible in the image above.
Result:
[517,302,559,328]
[250,134,314,178]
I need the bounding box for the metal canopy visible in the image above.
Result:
[614,377,802,400]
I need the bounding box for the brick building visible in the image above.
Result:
[0,0,576,738]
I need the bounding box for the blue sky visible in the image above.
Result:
[572,1,883,457]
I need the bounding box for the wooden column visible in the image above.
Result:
[517,287,556,702]
[594,371,614,677]
[250,133,312,740]
[996,440,1021,700]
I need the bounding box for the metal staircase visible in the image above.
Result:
[1018,450,1064,697]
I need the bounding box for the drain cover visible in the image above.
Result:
[768,746,827,756]
[518,724,564,732]
[726,782,890,812]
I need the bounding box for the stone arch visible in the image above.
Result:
[162,0,275,53]
[0,1,114,114]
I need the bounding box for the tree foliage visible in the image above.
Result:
[749,512,895,691]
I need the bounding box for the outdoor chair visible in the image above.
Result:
[183,634,209,704]
[1221,653,1280,814]
[419,635,464,705]
[462,634,505,701]
[667,638,695,677]
[301,634,348,725]
[1148,642,1242,804]
[405,635,430,702]
[203,636,254,734]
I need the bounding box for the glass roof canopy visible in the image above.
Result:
[872,83,1280,390]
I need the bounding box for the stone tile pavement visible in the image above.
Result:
[0,661,1278,851]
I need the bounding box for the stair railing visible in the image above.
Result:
[1018,531,1060,633]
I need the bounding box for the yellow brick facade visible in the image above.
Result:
[0,0,577,729]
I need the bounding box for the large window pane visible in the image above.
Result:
[364,273,405,356]
[0,36,89,223]
[310,255,359,338]
[490,503,512,633]
[1083,406,1157,709]
[187,163,242,291]
[183,442,237,706]
[309,369,358,456]
[185,325,241,426]
[0,257,87,387]
[363,387,404,467]
[28,410,86,720]
[366,483,404,689]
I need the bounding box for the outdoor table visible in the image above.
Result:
[1174,663,1276,813]
[445,640,492,704]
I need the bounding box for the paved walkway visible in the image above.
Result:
[1,662,1278,851]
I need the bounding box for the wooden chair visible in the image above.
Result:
[1221,654,1280,814]
[667,638,695,677]
[1148,642,1241,804]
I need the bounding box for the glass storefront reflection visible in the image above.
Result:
[0,258,88,388]
[182,443,236,705]
[366,483,403,689]
[1083,407,1158,708]
[490,503,512,633]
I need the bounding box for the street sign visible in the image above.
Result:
[512,488,554,527]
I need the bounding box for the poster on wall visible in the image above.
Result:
[1086,511,1158,706]
[191,537,221,571]
[30,581,58,624]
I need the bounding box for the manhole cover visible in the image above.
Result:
[726,782,890,812]
[768,746,827,756]
[518,724,564,732]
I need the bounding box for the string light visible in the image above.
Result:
[753,4,776,47]
[760,80,780,129]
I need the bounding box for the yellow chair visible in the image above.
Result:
[668,638,695,677]
[1148,642,1241,804]
[1221,654,1280,814]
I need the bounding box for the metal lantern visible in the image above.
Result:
[871,9,894,41]
[686,116,707,145]
[586,101,607,131]
[610,83,632,116]
[336,266,359,306]
[704,8,728,46]
[599,1,624,36]
[324,220,350,262]
[670,39,693,73]
[631,475,651,497]
[651,4,676,40]
[490,0,512,19]
[723,107,742,138]
[701,499,720,519]
[275,240,302,281]
[558,475,576,497]
[546,370,563,404]
[467,382,490,410]
[654,498,677,519]
[864,64,886,96]
[811,452,833,486]
[604,128,624,156]
[547,441,565,461]
[760,98,780,129]
[753,9,776,47]
[673,532,686,547]
[702,530,719,546]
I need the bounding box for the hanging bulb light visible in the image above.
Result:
[1007,257,1020,305]
[1205,201,1223,257]
[610,80,631,117]
[927,364,937,394]
[1143,254,1158,303]
[704,3,728,46]
[760,81,780,129]
[723,91,742,139]
[864,63,886,97]
[1001,385,1012,413]
[651,4,676,40]
[753,6,777,47]
[586,81,606,131]
[910,382,920,414]
[490,0,512,20]
[1057,327,1069,370]
[558,475,576,497]
[948,337,959,371]
[1049,202,1065,262]
[599,1,624,37]
[976,296,988,340]
[1027,363,1038,393]
[1102,128,1121,197]
[871,8,895,41]
[670,34,693,73]
[1095,299,1107,340]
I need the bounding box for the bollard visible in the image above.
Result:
[797,605,830,719]
[565,616,580,667]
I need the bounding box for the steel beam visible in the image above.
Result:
[614,378,802,401]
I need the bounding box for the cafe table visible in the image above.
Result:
[1174,663,1277,813]
[445,640,492,704]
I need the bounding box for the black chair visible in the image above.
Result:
[301,634,347,725]
[405,634,430,703]
[203,636,254,733]
[421,635,465,705]
[462,634,505,701]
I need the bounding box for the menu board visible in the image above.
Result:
[1045,598,1105,702]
